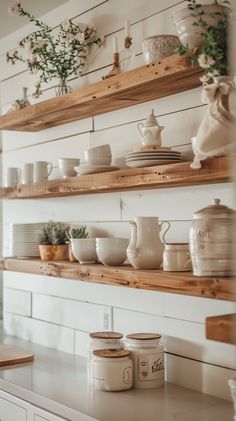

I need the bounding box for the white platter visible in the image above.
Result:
[126,159,182,168]
[75,165,119,175]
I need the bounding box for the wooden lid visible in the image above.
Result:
[93,349,130,358]
[89,331,123,339]
[126,333,161,340]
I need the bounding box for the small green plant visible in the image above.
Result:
[178,0,231,83]
[66,226,89,241]
[38,221,70,245]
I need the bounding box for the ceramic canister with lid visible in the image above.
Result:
[125,333,164,389]
[92,349,133,391]
[163,243,192,272]
[189,199,235,276]
[88,331,123,380]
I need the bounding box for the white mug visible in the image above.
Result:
[34,161,53,183]
[5,167,21,187]
[22,163,34,184]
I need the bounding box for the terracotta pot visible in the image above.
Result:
[39,244,69,261]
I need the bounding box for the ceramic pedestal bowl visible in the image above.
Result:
[142,35,181,64]
[96,238,129,266]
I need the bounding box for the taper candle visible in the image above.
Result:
[125,20,130,37]
[113,36,119,53]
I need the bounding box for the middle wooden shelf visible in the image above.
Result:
[1,258,235,302]
[0,156,230,199]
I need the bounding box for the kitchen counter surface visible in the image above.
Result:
[0,328,234,421]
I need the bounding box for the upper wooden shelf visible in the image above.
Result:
[0,157,230,199]
[0,54,202,132]
[206,314,236,344]
[0,258,235,301]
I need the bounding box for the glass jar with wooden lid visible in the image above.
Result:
[92,349,133,391]
[125,333,164,389]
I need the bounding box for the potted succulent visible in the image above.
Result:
[38,221,70,261]
[66,226,89,262]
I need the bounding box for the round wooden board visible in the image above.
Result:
[0,344,34,366]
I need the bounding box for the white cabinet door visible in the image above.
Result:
[0,396,27,421]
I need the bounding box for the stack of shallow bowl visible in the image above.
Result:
[74,144,119,175]
[7,223,43,257]
[125,147,182,168]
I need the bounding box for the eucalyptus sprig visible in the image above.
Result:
[178,0,231,83]
[6,2,104,97]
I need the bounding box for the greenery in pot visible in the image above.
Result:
[66,226,89,241]
[38,221,70,245]
[178,0,231,83]
[6,2,104,97]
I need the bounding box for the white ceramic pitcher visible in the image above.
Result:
[137,109,164,147]
[127,217,170,269]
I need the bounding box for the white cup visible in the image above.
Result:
[163,243,192,272]
[34,161,53,183]
[58,158,80,178]
[5,167,21,187]
[22,163,34,184]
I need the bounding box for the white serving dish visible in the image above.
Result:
[74,165,119,176]
[126,159,181,168]
[96,237,129,266]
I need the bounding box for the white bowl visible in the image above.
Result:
[142,35,181,64]
[71,238,97,264]
[96,238,129,266]
[59,161,80,178]
[59,158,80,164]
[84,144,111,160]
[84,154,112,166]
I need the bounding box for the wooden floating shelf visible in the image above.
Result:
[0,54,202,132]
[0,157,230,200]
[206,314,236,344]
[1,258,235,301]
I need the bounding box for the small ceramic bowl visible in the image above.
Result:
[84,144,112,165]
[71,238,97,264]
[142,35,181,64]
[96,237,129,266]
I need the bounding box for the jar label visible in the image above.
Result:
[138,352,164,381]
[123,366,133,384]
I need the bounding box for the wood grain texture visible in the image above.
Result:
[0,54,202,132]
[0,157,230,199]
[1,258,235,302]
[0,344,34,366]
[206,314,236,345]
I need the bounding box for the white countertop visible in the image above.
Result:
[0,328,234,421]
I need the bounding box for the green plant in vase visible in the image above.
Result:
[7,2,104,97]
[38,221,70,261]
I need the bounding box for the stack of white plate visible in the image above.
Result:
[125,148,182,168]
[8,223,43,257]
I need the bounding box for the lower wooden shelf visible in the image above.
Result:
[206,314,236,345]
[0,157,230,199]
[1,258,235,301]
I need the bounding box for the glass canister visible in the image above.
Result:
[125,333,164,389]
[88,331,123,381]
[163,243,192,272]
[92,349,133,391]
[189,199,235,276]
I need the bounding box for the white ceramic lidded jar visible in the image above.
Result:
[163,243,192,272]
[92,349,133,391]
[125,333,164,389]
[189,199,235,276]
[137,109,164,147]
[88,331,124,381]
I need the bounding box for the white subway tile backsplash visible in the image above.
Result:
[75,330,90,358]
[32,294,107,332]
[3,288,31,317]
[3,313,75,354]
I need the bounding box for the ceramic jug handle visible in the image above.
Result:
[137,122,144,135]
[160,220,170,244]
[128,220,138,257]
[47,162,53,176]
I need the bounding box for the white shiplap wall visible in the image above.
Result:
[1,0,236,402]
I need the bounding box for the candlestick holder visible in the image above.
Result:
[120,36,135,72]
[102,53,121,80]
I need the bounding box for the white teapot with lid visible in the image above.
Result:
[137,109,164,147]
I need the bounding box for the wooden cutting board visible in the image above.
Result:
[0,344,34,367]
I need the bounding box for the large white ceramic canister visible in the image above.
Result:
[163,243,192,272]
[92,349,133,391]
[125,333,164,389]
[189,199,235,276]
[88,332,123,381]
